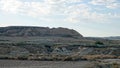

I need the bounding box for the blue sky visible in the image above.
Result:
[0,0,120,37]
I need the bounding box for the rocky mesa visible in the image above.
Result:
[0,26,83,38]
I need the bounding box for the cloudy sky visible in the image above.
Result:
[0,0,120,37]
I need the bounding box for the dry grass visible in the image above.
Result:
[118,56,120,59]
[81,55,117,60]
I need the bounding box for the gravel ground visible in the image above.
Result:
[0,60,92,68]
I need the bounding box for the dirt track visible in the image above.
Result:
[0,60,92,68]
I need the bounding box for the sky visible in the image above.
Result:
[0,0,120,37]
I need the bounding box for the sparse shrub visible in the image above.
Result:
[62,56,73,61]
[118,56,120,59]
[81,55,116,60]
[95,41,104,45]
[112,62,120,68]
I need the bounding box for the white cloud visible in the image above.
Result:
[0,0,23,13]
[90,0,120,9]
[106,3,119,9]
[64,3,120,23]
[45,0,64,4]
[90,0,116,5]
[64,0,83,3]
[0,0,51,16]
[0,0,84,15]
[0,0,119,24]
[67,12,120,23]
[46,0,82,4]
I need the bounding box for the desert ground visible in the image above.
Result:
[0,60,93,68]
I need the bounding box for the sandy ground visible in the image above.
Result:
[0,60,92,68]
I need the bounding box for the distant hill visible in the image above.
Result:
[0,26,83,38]
[104,36,120,40]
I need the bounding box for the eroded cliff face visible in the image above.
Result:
[0,44,120,60]
[0,26,83,38]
